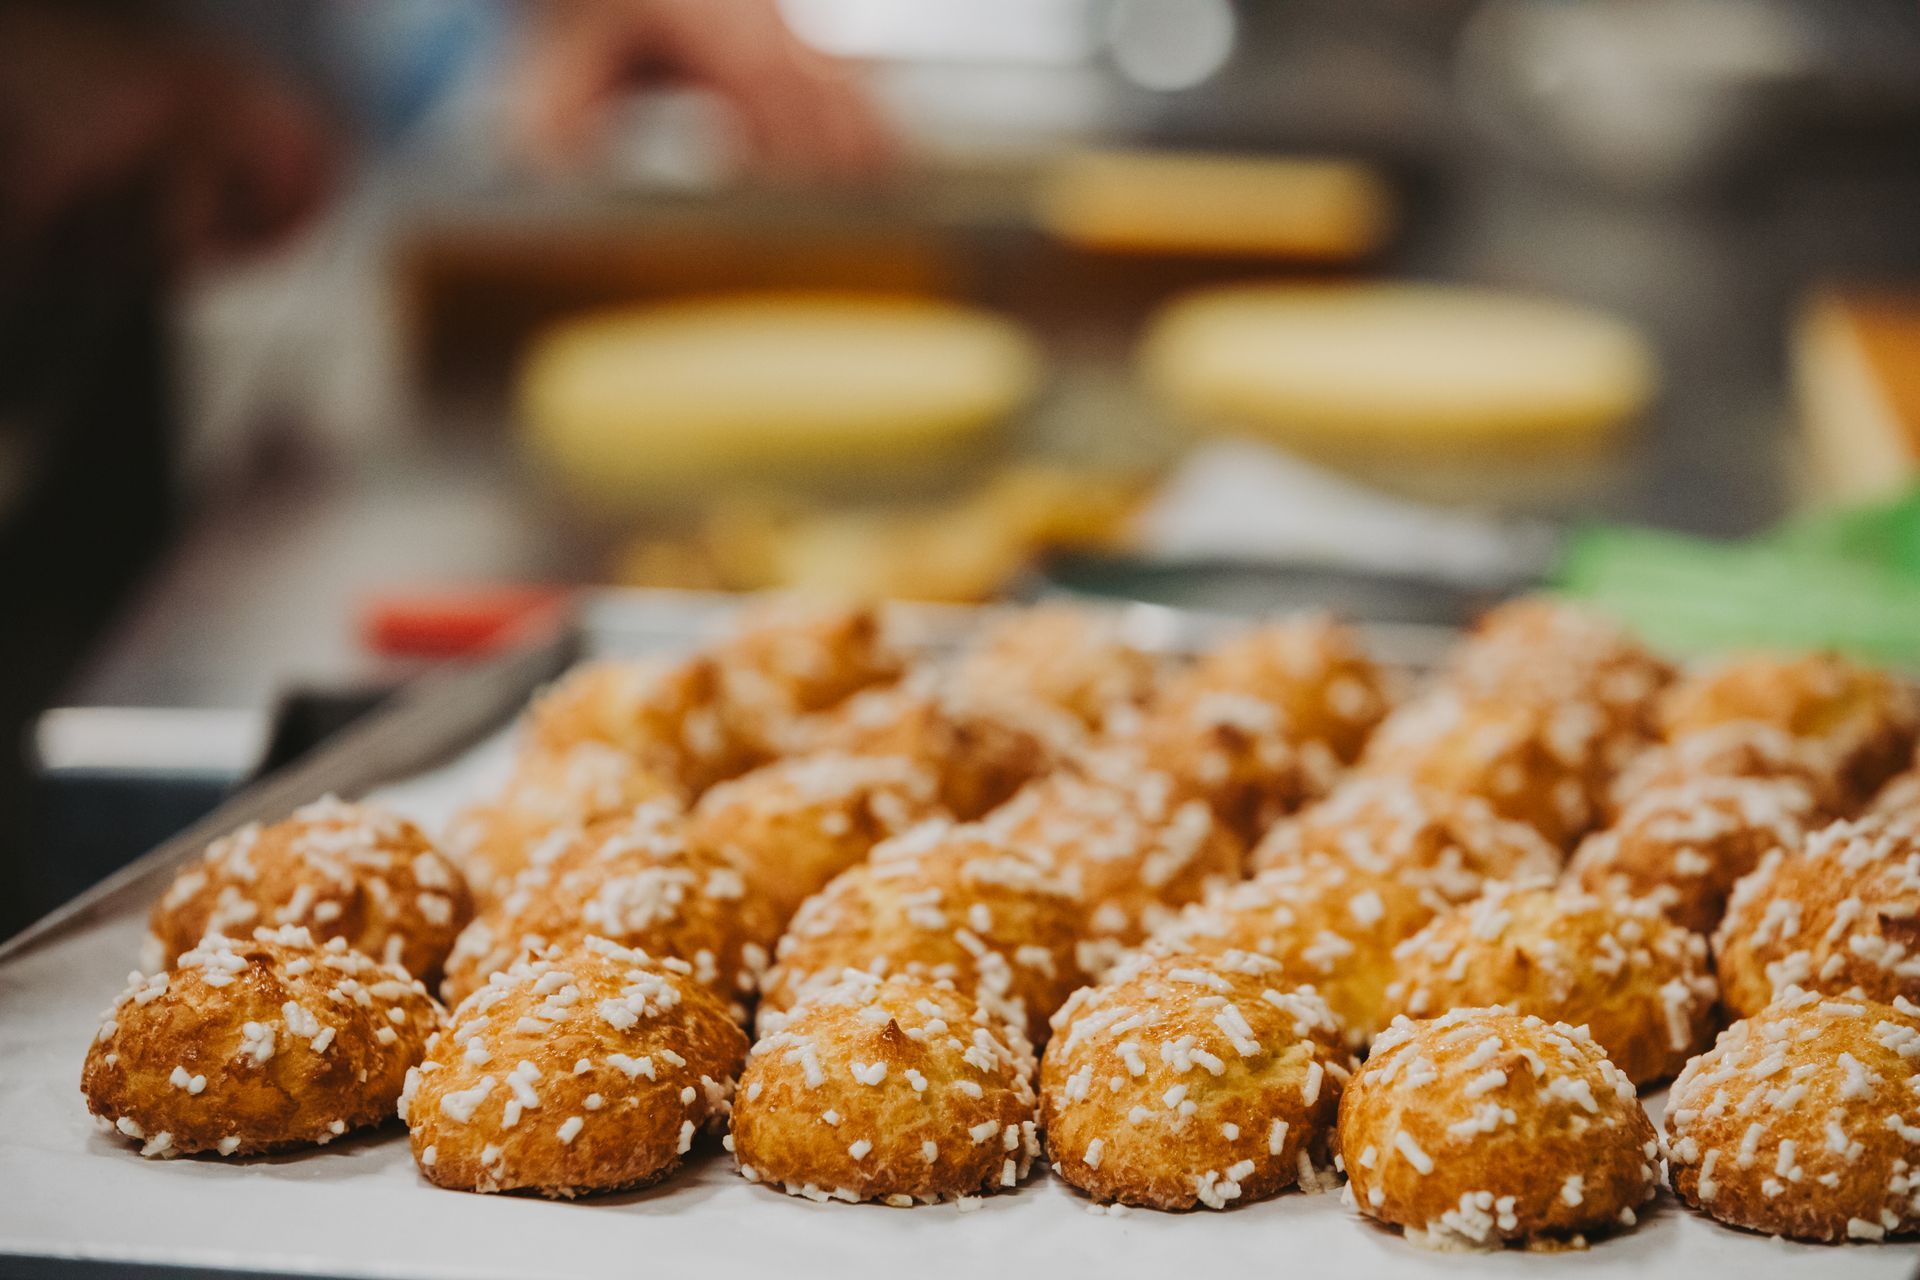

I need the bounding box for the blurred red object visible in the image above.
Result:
[361,586,574,659]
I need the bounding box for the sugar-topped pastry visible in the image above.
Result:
[759,824,1088,1047]
[148,798,472,985]
[1445,598,1671,739]
[1714,816,1920,1018]
[1569,777,1819,936]
[981,758,1243,947]
[686,753,942,921]
[949,604,1161,730]
[1356,689,1620,849]
[1660,652,1919,805]
[731,971,1037,1205]
[1607,721,1844,820]
[1339,1007,1660,1250]
[1664,986,1920,1242]
[83,925,438,1158]
[806,669,1084,819]
[526,656,758,796]
[402,937,747,1197]
[709,599,907,759]
[444,742,684,907]
[1387,882,1717,1086]
[439,801,781,1015]
[1113,615,1389,836]
[1147,853,1451,1048]
[1251,777,1561,900]
[1040,950,1350,1210]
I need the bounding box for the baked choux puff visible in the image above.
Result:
[1663,986,1920,1242]
[808,670,1083,819]
[83,925,438,1158]
[439,800,781,1015]
[1445,598,1671,737]
[685,752,941,922]
[1340,1007,1659,1250]
[712,598,906,716]
[443,741,684,907]
[1357,690,1618,848]
[1387,882,1716,1086]
[1148,853,1449,1048]
[731,971,1038,1205]
[1607,721,1844,820]
[402,936,747,1197]
[760,823,1088,1047]
[949,604,1161,730]
[1659,652,1919,804]
[526,655,756,795]
[1041,950,1350,1210]
[1569,777,1818,935]
[1714,816,1920,1018]
[148,797,471,985]
[982,759,1243,946]
[1252,777,1560,902]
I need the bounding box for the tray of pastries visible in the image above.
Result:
[1,591,1916,1278]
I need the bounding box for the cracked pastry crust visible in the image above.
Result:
[1040,950,1350,1210]
[402,936,747,1197]
[1663,987,1920,1242]
[949,604,1161,731]
[83,925,439,1158]
[732,971,1037,1204]
[148,797,472,986]
[1713,816,1920,1019]
[1339,1007,1660,1250]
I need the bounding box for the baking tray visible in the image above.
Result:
[0,591,1905,1280]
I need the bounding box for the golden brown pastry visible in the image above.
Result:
[1445,598,1671,739]
[1660,652,1919,804]
[949,603,1161,730]
[1387,882,1717,1086]
[1040,950,1350,1210]
[402,936,747,1197]
[148,797,472,985]
[444,742,685,907]
[1107,615,1389,837]
[1608,721,1845,820]
[1663,987,1920,1242]
[439,801,781,1015]
[760,824,1088,1047]
[1714,816,1920,1018]
[526,656,758,795]
[83,925,438,1158]
[1569,777,1819,935]
[1164,614,1390,769]
[1339,1007,1660,1250]
[1356,689,1620,848]
[709,598,907,759]
[807,670,1083,819]
[1147,853,1450,1047]
[981,758,1243,947]
[731,971,1038,1204]
[686,753,941,922]
[1251,777,1561,901]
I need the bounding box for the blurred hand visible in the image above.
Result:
[0,6,337,265]
[513,0,899,181]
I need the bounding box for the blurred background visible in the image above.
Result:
[5,0,1920,934]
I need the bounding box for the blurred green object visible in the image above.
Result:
[1557,486,1920,664]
